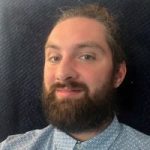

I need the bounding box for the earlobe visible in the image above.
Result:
[114,62,127,88]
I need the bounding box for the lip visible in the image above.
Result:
[56,88,83,98]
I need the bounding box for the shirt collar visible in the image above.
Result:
[53,128,76,150]
[53,116,122,150]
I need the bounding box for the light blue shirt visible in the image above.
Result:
[0,117,150,150]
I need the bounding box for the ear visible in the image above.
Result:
[113,61,127,88]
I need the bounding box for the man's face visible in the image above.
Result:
[43,17,125,133]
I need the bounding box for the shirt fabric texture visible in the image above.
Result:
[0,117,150,150]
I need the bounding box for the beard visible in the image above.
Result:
[42,79,116,134]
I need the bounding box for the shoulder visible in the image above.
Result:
[122,124,150,143]
[113,123,150,149]
[0,125,54,150]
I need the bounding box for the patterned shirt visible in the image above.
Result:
[0,117,150,150]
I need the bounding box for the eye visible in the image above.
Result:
[48,55,61,64]
[79,54,96,61]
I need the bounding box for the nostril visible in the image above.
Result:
[66,76,73,80]
[56,65,78,81]
[56,75,73,81]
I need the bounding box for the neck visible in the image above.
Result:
[70,118,113,142]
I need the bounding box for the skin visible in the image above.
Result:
[44,17,126,141]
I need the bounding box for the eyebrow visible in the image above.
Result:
[75,42,105,52]
[45,41,105,52]
[45,44,60,50]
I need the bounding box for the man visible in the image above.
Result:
[0,3,150,150]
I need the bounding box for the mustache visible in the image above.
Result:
[49,81,89,93]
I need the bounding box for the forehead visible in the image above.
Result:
[46,17,110,52]
[49,17,106,38]
[55,17,106,31]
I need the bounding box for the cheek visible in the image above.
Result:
[80,69,102,87]
[80,67,113,92]
[43,65,55,90]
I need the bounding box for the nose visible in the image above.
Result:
[55,59,78,82]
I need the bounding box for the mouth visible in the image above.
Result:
[56,87,84,99]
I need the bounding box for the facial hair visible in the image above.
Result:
[42,80,116,134]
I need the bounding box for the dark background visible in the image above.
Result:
[0,0,150,142]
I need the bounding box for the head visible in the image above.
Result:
[42,4,126,134]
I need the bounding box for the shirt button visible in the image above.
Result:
[74,141,82,150]
[76,144,81,149]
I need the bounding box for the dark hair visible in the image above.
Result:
[53,4,126,73]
